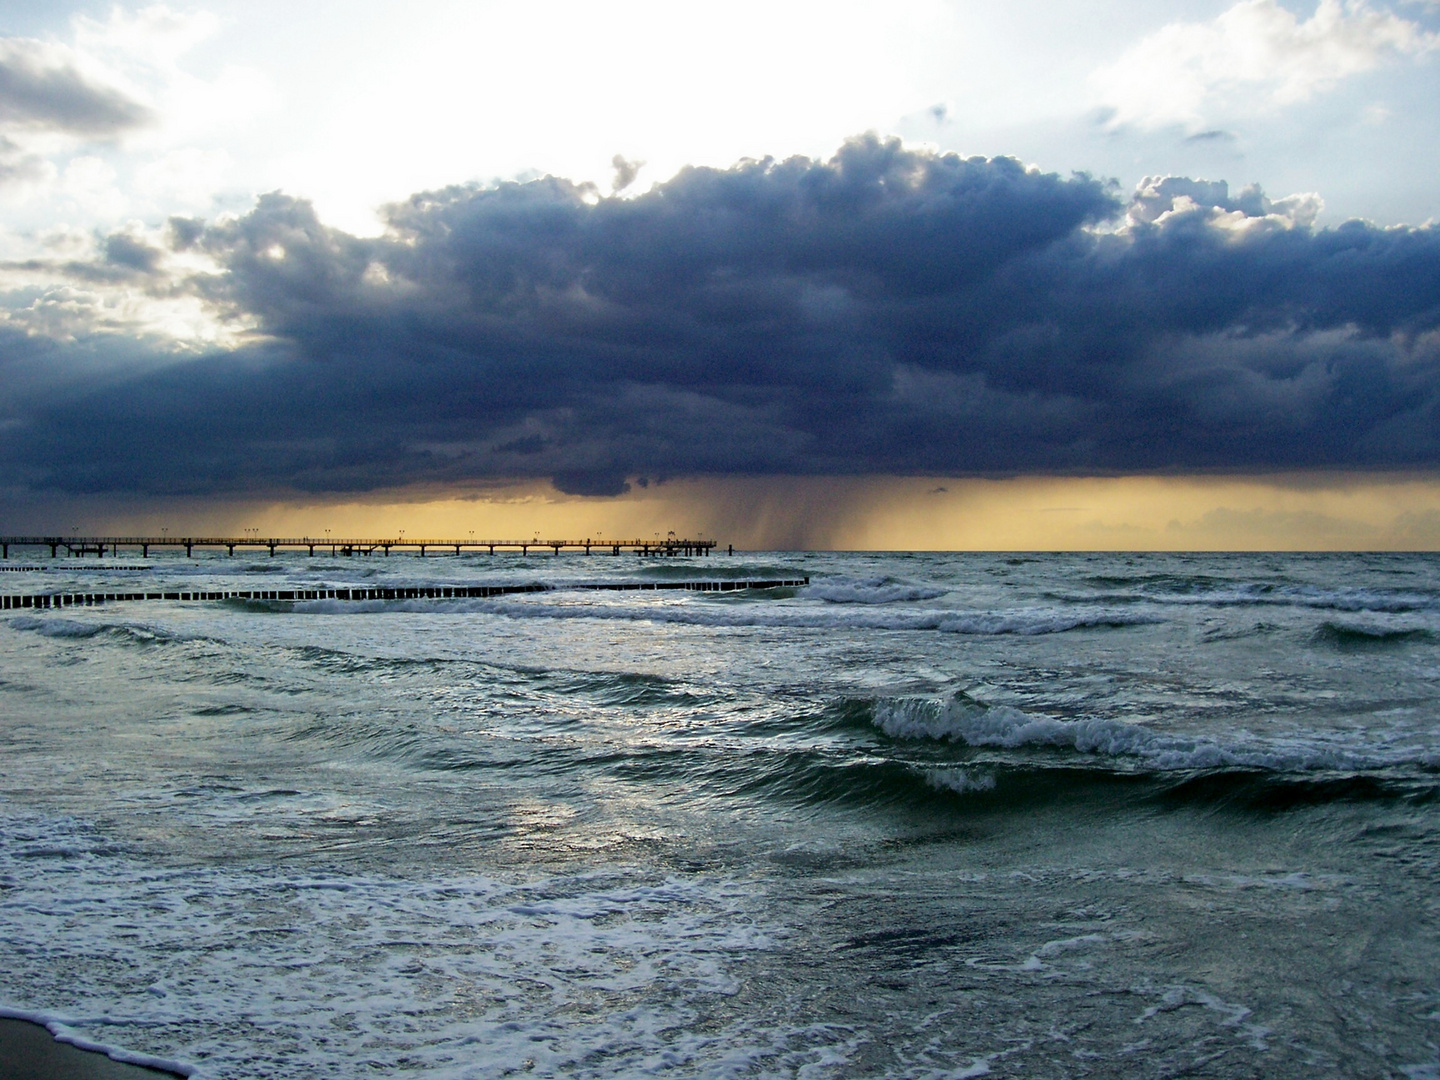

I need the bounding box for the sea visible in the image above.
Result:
[1,549,1438,1079]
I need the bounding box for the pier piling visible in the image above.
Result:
[0,535,723,559]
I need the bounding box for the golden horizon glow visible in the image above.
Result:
[17,471,1440,552]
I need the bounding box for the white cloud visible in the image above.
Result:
[267,0,963,233]
[135,146,232,207]
[60,154,125,216]
[1126,174,1323,231]
[69,5,276,144]
[1093,0,1438,131]
[0,4,275,239]
[72,4,221,67]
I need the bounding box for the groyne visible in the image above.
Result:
[0,579,808,610]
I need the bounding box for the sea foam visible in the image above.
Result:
[0,804,785,1080]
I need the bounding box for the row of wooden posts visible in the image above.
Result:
[0,578,808,610]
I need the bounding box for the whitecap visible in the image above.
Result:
[806,577,947,604]
[289,595,1160,637]
[873,693,1440,773]
[924,768,996,794]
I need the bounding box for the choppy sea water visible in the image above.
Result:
[1,550,1439,1079]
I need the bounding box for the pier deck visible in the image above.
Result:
[0,536,719,558]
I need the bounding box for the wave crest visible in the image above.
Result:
[284,595,1159,637]
[1063,579,1439,614]
[1312,621,1435,648]
[7,615,192,644]
[807,577,947,604]
[7,616,106,638]
[871,693,1440,774]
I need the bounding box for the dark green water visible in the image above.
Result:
[1,551,1437,1077]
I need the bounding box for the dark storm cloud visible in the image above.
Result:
[0,38,151,136]
[0,231,165,285]
[102,233,162,273]
[3,133,1440,499]
[166,215,205,251]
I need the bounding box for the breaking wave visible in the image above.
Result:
[1061,578,1440,614]
[806,577,948,604]
[283,595,1161,637]
[6,616,183,644]
[871,693,1440,774]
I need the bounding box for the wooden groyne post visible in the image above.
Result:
[0,578,807,610]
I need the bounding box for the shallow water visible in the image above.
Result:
[1,550,1438,1077]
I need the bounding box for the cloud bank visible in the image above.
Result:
[0,37,151,136]
[2,133,1439,501]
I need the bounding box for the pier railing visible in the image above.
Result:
[0,536,720,558]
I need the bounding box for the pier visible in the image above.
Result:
[0,535,718,559]
[0,578,808,610]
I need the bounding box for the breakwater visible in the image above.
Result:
[0,578,807,610]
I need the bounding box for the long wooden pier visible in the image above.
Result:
[0,578,807,610]
[0,535,720,558]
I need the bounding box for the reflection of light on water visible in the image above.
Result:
[504,796,579,837]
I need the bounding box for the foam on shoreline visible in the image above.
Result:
[0,1009,194,1077]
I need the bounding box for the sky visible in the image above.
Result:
[0,0,1438,548]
